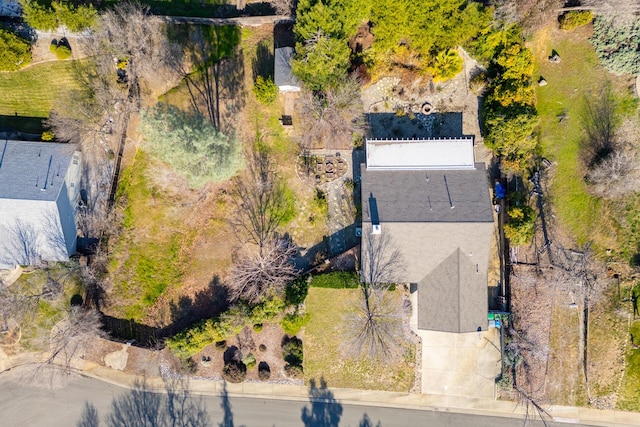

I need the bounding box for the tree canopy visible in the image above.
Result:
[292,0,491,90]
[0,29,31,71]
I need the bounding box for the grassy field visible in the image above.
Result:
[304,287,415,391]
[0,61,79,126]
[531,25,631,251]
[108,151,195,323]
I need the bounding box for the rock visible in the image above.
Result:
[538,79,548,87]
[104,344,129,371]
[548,54,561,63]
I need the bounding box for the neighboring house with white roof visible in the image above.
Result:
[361,137,494,333]
[0,140,82,268]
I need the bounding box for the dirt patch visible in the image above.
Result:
[349,22,374,54]
[192,323,300,383]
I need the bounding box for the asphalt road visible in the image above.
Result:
[0,375,591,427]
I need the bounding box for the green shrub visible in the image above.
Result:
[591,15,640,75]
[21,0,57,31]
[309,271,360,289]
[253,323,263,332]
[427,48,463,82]
[53,1,96,33]
[140,103,243,188]
[253,75,278,105]
[559,11,593,31]
[280,312,311,336]
[285,276,310,306]
[242,353,257,369]
[282,335,303,367]
[505,204,536,246]
[0,29,31,71]
[54,45,71,60]
[49,42,57,54]
[215,340,226,350]
[41,131,55,141]
[167,317,243,359]
[259,343,267,352]
[223,360,247,383]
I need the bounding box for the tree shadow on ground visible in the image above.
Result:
[77,377,213,427]
[252,40,274,81]
[170,275,230,331]
[359,413,382,427]
[165,24,245,133]
[301,377,343,427]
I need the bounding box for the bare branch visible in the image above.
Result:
[343,287,405,361]
[228,239,298,304]
[229,150,290,251]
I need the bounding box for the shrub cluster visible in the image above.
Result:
[21,0,96,32]
[285,276,310,306]
[253,75,278,105]
[480,26,539,173]
[50,38,72,60]
[167,297,286,359]
[559,11,593,31]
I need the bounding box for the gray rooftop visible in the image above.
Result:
[274,46,300,89]
[0,140,77,202]
[361,163,494,223]
[417,248,488,332]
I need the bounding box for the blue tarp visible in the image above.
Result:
[495,182,506,199]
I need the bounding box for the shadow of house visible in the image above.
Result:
[366,112,466,140]
[360,136,494,333]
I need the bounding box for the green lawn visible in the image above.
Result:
[533,26,638,255]
[0,61,79,118]
[304,287,415,391]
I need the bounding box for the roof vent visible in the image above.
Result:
[372,224,381,235]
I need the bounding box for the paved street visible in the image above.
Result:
[0,375,597,427]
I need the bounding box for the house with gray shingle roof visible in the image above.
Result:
[361,137,493,333]
[0,140,82,268]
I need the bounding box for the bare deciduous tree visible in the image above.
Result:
[581,83,618,168]
[228,239,297,304]
[230,150,290,254]
[586,150,640,198]
[298,77,365,151]
[46,306,105,372]
[343,286,404,360]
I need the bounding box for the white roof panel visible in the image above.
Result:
[366,138,475,170]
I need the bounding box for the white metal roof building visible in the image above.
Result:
[365,137,475,170]
[0,140,82,268]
